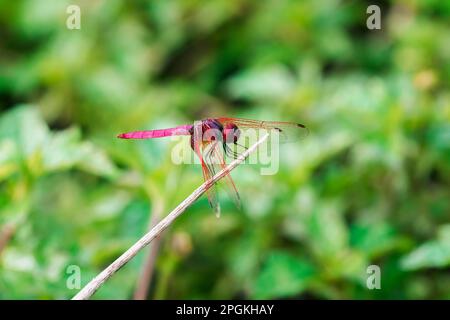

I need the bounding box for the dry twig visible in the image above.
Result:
[72,133,268,300]
[133,194,164,300]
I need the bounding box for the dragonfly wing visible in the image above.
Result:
[208,141,241,210]
[194,122,221,216]
[216,117,309,143]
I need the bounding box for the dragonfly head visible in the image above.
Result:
[223,123,240,144]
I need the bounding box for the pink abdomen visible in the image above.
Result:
[117,125,192,139]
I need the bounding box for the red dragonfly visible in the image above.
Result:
[118,117,308,216]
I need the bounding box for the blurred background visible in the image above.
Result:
[0,0,449,299]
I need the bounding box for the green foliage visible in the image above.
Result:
[0,0,449,299]
[254,252,315,299]
[401,225,450,270]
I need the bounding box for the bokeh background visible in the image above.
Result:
[0,0,449,299]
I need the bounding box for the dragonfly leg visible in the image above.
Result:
[223,142,248,159]
[224,144,239,159]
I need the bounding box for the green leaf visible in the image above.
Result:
[350,223,407,259]
[0,105,49,157]
[76,142,119,178]
[42,127,83,171]
[401,225,450,270]
[226,65,296,101]
[253,251,315,299]
[0,140,18,181]
[42,127,118,178]
[308,202,348,258]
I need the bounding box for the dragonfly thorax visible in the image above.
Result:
[188,119,240,150]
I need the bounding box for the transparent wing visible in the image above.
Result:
[207,141,241,210]
[216,117,309,143]
[193,122,221,216]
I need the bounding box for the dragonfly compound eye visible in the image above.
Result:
[223,123,240,144]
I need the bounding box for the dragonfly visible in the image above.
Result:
[118,117,308,216]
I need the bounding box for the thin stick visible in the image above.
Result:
[133,228,162,299]
[0,224,15,258]
[133,200,163,300]
[72,133,268,300]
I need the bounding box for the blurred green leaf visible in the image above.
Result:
[0,105,49,157]
[226,65,296,101]
[0,140,18,181]
[350,223,407,259]
[253,252,315,299]
[308,202,348,259]
[401,225,450,270]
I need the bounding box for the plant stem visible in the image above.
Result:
[133,194,164,300]
[0,224,15,258]
[72,133,268,300]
